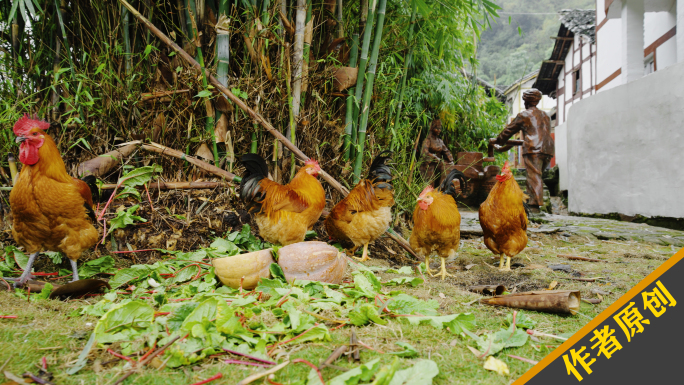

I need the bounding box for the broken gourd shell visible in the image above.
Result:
[277,241,347,284]
[212,249,275,290]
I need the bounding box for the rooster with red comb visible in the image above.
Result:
[8,114,99,288]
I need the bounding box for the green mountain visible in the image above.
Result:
[477,0,595,87]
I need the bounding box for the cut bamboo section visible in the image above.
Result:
[480,290,581,315]
[76,144,138,178]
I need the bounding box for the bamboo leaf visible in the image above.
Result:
[8,0,20,23]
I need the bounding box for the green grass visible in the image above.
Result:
[0,232,673,384]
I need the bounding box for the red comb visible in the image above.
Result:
[13,114,50,136]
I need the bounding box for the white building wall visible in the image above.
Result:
[657,37,678,69]
[597,0,679,90]
[555,123,568,191]
[596,21,622,89]
[644,11,676,45]
[567,61,684,218]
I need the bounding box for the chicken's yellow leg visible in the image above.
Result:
[352,243,370,262]
[424,255,436,277]
[439,257,455,280]
[498,254,511,271]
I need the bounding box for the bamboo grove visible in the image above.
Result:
[0,0,507,211]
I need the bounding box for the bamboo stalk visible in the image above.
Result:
[336,0,344,38]
[122,5,132,74]
[350,0,377,163]
[53,0,75,80]
[352,0,387,182]
[187,0,220,165]
[51,28,62,122]
[343,33,359,161]
[290,0,306,178]
[117,0,416,257]
[300,1,313,104]
[390,3,417,147]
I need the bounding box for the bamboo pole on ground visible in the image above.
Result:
[116,0,417,258]
[352,0,387,182]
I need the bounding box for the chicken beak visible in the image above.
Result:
[15,136,26,143]
[416,197,423,202]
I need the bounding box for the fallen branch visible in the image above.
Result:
[142,142,239,183]
[558,254,602,262]
[100,181,229,190]
[117,0,416,258]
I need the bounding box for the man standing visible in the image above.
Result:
[495,88,554,213]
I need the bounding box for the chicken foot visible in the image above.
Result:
[498,254,511,271]
[436,257,455,280]
[352,243,370,262]
[424,255,437,277]
[13,252,40,289]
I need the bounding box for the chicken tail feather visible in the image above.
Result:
[440,169,467,200]
[239,154,269,213]
[523,201,531,218]
[368,150,392,184]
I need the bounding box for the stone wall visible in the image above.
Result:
[567,61,684,218]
